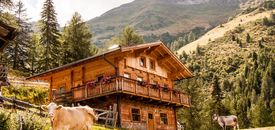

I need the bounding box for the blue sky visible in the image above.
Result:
[17,0,134,26]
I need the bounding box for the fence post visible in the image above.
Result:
[12,96,16,112]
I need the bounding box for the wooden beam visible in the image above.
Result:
[49,76,53,101]
[0,26,9,37]
[158,54,171,65]
[169,70,186,79]
[70,69,74,88]
[134,48,147,57]
[82,65,86,84]
[156,48,164,57]
[167,60,179,72]
[146,45,160,55]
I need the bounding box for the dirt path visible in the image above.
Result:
[177,9,275,54]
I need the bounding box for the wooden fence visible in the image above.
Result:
[0,95,118,128]
[0,95,46,116]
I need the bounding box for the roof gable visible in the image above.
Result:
[121,41,193,80]
[28,41,193,80]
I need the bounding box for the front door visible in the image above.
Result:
[147,113,154,130]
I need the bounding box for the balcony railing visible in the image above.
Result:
[54,76,191,107]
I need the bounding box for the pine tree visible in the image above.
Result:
[39,0,61,70]
[60,12,98,64]
[0,0,13,11]
[4,1,31,72]
[188,31,196,42]
[26,34,43,75]
[107,26,144,46]
[177,78,204,130]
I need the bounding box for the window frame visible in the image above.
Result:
[131,108,141,122]
[160,113,168,125]
[140,57,146,68]
[149,59,156,70]
[59,85,65,95]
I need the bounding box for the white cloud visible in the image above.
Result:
[17,0,134,26]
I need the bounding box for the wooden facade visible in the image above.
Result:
[28,42,193,130]
[0,20,17,52]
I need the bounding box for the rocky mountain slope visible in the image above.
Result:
[87,0,248,45]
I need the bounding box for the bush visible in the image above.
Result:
[233,26,245,33]
[267,27,275,35]
[0,109,51,130]
[263,1,275,10]
[19,112,50,130]
[2,86,48,105]
[0,111,11,130]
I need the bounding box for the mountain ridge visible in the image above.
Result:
[86,0,248,45]
[177,9,275,54]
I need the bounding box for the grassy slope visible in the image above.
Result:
[87,0,243,44]
[177,9,275,54]
[242,126,275,130]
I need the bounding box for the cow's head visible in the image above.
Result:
[213,114,218,121]
[41,102,62,117]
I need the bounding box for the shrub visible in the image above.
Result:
[20,112,50,130]
[0,111,11,130]
[0,109,51,130]
[263,1,275,10]
[2,86,48,105]
[267,27,275,35]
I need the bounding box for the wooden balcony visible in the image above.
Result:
[54,76,191,107]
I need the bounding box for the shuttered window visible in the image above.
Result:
[160,113,168,125]
[131,108,141,121]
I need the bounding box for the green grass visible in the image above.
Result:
[93,125,118,130]
[241,126,275,130]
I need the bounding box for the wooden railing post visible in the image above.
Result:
[121,78,124,91]
[85,85,88,98]
[147,85,150,96]
[180,94,182,104]
[116,78,118,90]
[170,90,173,102]
[100,84,102,94]
[134,82,137,94]
[159,88,162,100]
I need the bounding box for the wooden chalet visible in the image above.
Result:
[28,41,193,130]
[0,20,17,52]
[0,21,17,87]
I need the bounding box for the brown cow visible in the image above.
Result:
[42,102,97,130]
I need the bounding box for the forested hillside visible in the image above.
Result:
[0,0,98,75]
[88,0,248,46]
[176,10,275,129]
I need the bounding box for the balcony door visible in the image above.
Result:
[147,112,154,130]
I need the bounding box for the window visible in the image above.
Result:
[140,57,146,67]
[96,74,103,82]
[52,89,57,97]
[150,59,155,70]
[137,76,143,81]
[160,113,168,125]
[131,108,141,121]
[59,86,65,95]
[148,113,153,119]
[123,73,130,78]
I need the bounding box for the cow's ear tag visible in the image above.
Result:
[56,105,62,110]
